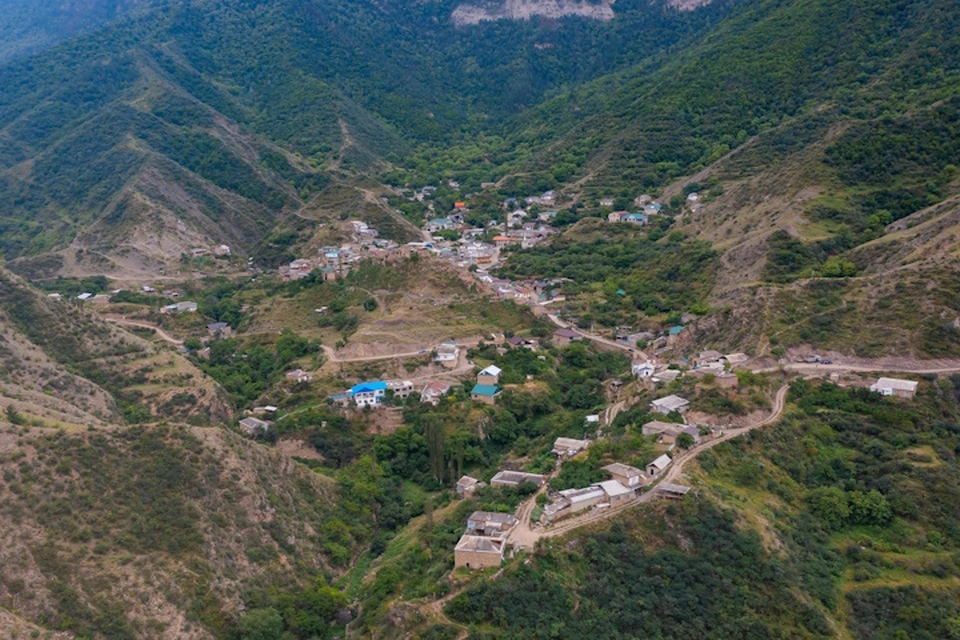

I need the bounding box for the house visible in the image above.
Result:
[644,203,663,216]
[650,395,690,415]
[686,192,700,202]
[870,377,918,399]
[540,190,556,205]
[642,420,684,444]
[467,511,518,536]
[426,217,454,233]
[207,322,232,337]
[421,380,452,406]
[667,325,684,343]
[454,201,466,210]
[722,353,750,366]
[493,235,512,248]
[470,384,501,405]
[697,350,723,366]
[507,210,527,227]
[558,486,606,513]
[239,417,270,437]
[552,328,581,345]
[386,379,415,399]
[586,414,600,425]
[632,361,656,378]
[539,210,558,222]
[715,372,739,389]
[607,211,626,223]
[76,292,94,300]
[490,470,545,488]
[477,365,502,386]
[213,244,231,257]
[634,194,653,207]
[163,301,198,314]
[285,369,313,384]
[652,369,681,384]
[680,425,702,444]
[657,483,691,500]
[603,462,645,488]
[434,341,460,367]
[599,198,615,207]
[647,454,672,477]
[454,535,505,569]
[552,437,590,458]
[508,336,539,350]
[350,381,388,407]
[593,480,635,506]
[623,212,647,225]
[456,475,483,498]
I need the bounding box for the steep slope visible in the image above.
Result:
[0,424,345,639]
[0,269,231,425]
[480,0,960,357]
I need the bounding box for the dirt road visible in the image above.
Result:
[507,384,789,548]
[103,316,184,345]
[545,313,648,359]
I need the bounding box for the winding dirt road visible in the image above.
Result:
[103,316,184,345]
[507,384,790,548]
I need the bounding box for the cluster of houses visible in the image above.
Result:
[542,450,680,524]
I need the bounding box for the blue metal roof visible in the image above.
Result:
[471,384,500,397]
[669,325,684,335]
[350,381,387,395]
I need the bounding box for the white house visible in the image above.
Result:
[632,361,656,378]
[646,454,672,477]
[650,395,690,415]
[477,365,502,386]
[870,377,918,399]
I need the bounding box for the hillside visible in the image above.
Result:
[0,268,229,426]
[0,0,737,279]
[0,424,350,639]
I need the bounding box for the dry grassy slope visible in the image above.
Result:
[0,269,232,425]
[656,112,960,358]
[248,254,533,357]
[0,423,341,639]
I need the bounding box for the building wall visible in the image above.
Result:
[568,495,602,513]
[455,550,502,569]
[477,374,499,386]
[471,393,497,406]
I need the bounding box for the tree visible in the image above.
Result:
[424,415,446,484]
[677,432,695,449]
[807,486,850,530]
[5,405,24,425]
[238,607,285,640]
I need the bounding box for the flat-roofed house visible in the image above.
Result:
[603,462,645,488]
[456,475,482,498]
[454,535,505,569]
[558,486,606,513]
[650,395,690,415]
[239,417,270,437]
[552,328,581,346]
[552,437,590,458]
[870,377,919,399]
[642,420,683,444]
[490,470,545,488]
[593,480,635,506]
[466,511,518,536]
